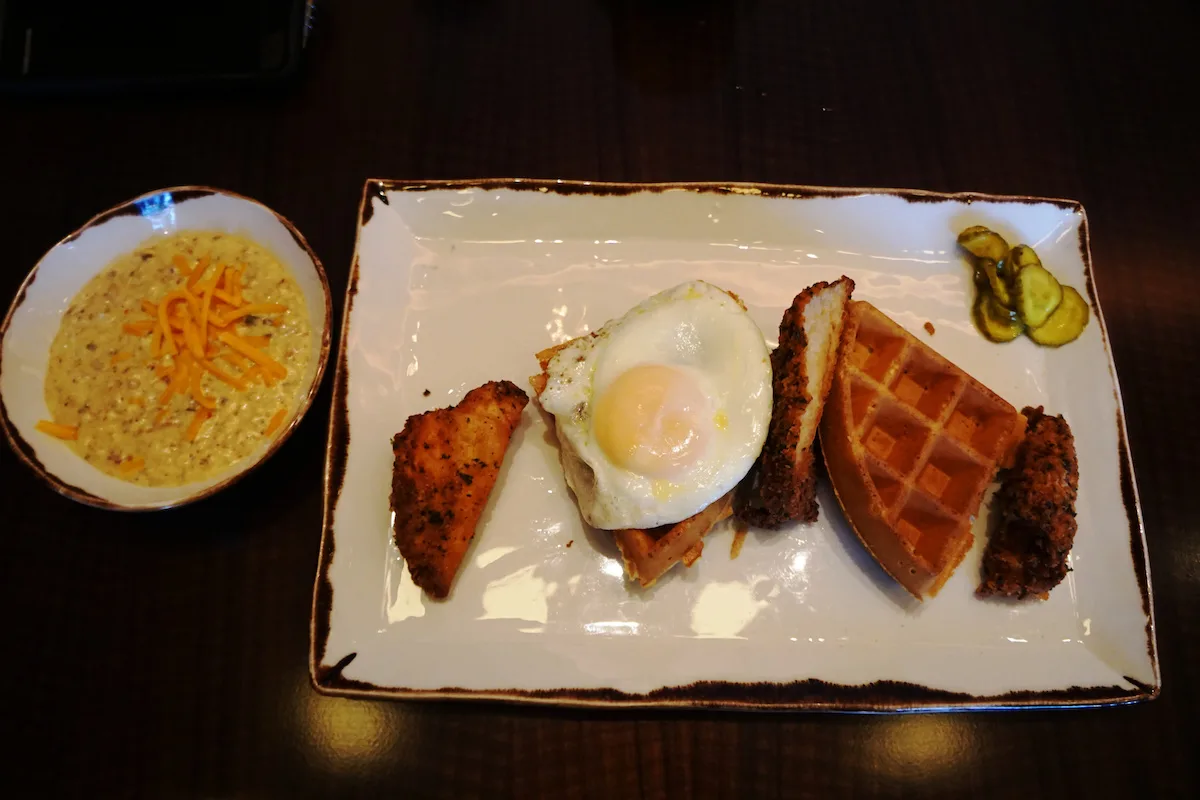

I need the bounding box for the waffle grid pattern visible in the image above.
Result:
[842,304,1023,572]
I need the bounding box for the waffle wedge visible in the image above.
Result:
[819,301,1026,599]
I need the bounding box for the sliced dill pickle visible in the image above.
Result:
[958,226,1011,263]
[1014,264,1063,327]
[973,291,1024,342]
[973,263,989,291]
[979,257,1013,308]
[1028,285,1089,346]
[1008,244,1042,273]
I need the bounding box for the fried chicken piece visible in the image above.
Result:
[390,380,529,599]
[978,406,1079,599]
[735,276,854,528]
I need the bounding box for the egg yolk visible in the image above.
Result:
[593,364,709,478]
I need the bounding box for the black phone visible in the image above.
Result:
[0,0,314,94]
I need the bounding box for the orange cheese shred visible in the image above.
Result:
[186,255,211,290]
[36,420,78,440]
[191,367,216,410]
[217,332,287,379]
[157,291,186,356]
[199,263,226,346]
[110,249,299,456]
[212,288,241,307]
[219,350,250,369]
[185,408,212,441]
[199,358,248,391]
[181,306,206,360]
[119,456,145,475]
[264,408,287,436]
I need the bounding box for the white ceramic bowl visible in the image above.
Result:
[0,187,332,510]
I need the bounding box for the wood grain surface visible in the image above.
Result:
[1,1,1197,797]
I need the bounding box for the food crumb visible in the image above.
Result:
[423,389,431,397]
[730,522,748,559]
[924,321,936,335]
[566,539,574,548]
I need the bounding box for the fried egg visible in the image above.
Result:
[539,280,772,530]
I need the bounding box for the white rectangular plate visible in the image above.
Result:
[310,180,1158,711]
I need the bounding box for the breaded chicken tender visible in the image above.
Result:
[978,406,1079,599]
[735,276,854,528]
[390,380,528,599]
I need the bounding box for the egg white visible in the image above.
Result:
[539,280,772,530]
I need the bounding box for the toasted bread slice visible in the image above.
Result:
[735,277,855,528]
[390,380,529,599]
[532,338,730,586]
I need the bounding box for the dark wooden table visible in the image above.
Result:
[3,1,1197,797]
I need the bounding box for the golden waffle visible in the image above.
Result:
[613,491,733,588]
[819,301,1026,599]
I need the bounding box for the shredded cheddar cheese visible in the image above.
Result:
[36,420,78,440]
[118,253,293,448]
[119,456,145,475]
[39,234,311,486]
[264,408,287,436]
[217,332,287,379]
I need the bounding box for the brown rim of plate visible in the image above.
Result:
[0,185,334,512]
[309,178,1157,711]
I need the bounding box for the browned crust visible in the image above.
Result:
[978,406,1079,599]
[821,301,1027,600]
[613,491,734,587]
[735,277,854,528]
[390,380,529,599]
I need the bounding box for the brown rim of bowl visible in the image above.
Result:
[0,185,334,512]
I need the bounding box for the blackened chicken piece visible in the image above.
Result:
[979,406,1079,599]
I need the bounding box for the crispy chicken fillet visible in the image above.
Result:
[735,277,854,528]
[978,406,1079,599]
[390,380,529,599]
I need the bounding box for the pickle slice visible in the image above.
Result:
[979,257,1013,308]
[1008,244,1042,273]
[1014,264,1063,327]
[973,291,1024,342]
[958,226,1011,263]
[972,263,989,291]
[1028,285,1089,346]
